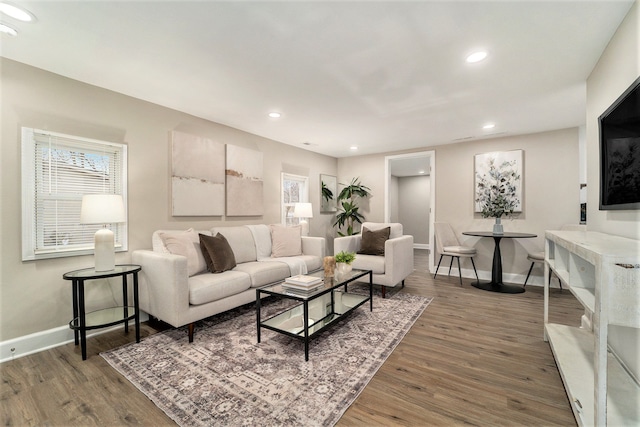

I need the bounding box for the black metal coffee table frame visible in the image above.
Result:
[256,269,373,361]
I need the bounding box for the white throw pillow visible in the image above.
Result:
[159,228,207,276]
[270,224,302,257]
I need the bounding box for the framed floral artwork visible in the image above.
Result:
[474,150,523,217]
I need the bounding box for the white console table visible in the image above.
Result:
[543,231,639,426]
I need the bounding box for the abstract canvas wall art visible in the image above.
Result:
[226,145,264,216]
[171,131,225,216]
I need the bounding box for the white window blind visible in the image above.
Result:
[281,173,308,226]
[22,128,128,260]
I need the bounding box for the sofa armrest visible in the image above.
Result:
[131,249,190,328]
[383,235,414,284]
[334,234,362,255]
[301,236,326,259]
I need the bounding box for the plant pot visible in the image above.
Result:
[336,262,352,275]
[493,217,504,235]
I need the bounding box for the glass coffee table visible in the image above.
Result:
[256,269,373,361]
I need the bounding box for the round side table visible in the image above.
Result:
[63,264,141,360]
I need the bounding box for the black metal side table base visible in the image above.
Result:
[472,281,525,294]
[64,264,141,360]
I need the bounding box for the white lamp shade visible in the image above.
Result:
[293,202,313,218]
[80,194,126,224]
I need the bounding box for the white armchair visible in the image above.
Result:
[334,222,414,298]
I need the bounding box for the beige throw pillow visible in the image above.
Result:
[270,224,302,257]
[199,233,237,273]
[358,226,390,255]
[159,229,207,276]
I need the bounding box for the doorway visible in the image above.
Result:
[385,151,435,272]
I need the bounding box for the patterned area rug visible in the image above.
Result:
[102,286,432,427]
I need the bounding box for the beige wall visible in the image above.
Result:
[339,128,581,277]
[585,0,639,380]
[0,59,337,341]
[586,0,640,239]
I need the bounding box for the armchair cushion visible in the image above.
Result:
[199,233,237,273]
[352,254,386,274]
[358,226,390,255]
[362,222,403,239]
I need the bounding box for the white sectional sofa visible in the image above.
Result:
[132,224,325,342]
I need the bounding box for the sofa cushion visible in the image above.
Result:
[233,261,291,287]
[188,271,252,305]
[153,228,211,252]
[158,229,207,276]
[358,226,390,255]
[211,226,257,264]
[270,224,302,257]
[352,254,386,274]
[200,233,237,273]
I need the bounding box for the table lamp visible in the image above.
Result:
[293,202,313,236]
[80,194,126,271]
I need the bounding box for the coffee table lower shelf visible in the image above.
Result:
[256,270,373,361]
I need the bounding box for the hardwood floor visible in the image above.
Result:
[1,250,582,426]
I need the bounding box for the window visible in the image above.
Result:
[21,128,128,260]
[281,173,308,226]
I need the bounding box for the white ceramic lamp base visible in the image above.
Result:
[94,228,115,271]
[299,219,309,236]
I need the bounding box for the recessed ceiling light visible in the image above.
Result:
[466,51,488,63]
[268,112,281,118]
[418,170,425,174]
[350,146,358,151]
[483,123,496,130]
[0,2,34,22]
[0,22,17,36]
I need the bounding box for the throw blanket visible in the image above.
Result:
[246,225,307,276]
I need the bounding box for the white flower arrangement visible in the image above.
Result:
[475,157,521,218]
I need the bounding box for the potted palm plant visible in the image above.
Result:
[333,177,371,236]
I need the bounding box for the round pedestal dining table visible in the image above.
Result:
[462,231,537,294]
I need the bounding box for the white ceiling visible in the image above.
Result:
[0,1,634,158]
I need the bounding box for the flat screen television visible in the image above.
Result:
[599,76,640,210]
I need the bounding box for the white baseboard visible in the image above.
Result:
[414,243,430,250]
[431,267,562,289]
[1,312,149,363]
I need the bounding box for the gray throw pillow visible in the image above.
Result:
[199,233,237,273]
[358,226,390,255]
